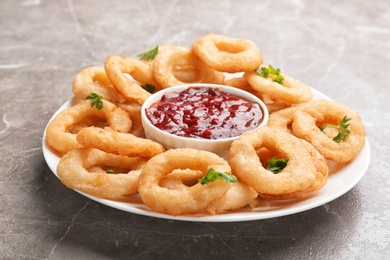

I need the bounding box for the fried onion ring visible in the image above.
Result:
[224,76,259,94]
[152,46,224,89]
[206,182,258,214]
[76,127,165,158]
[267,106,301,134]
[224,77,292,113]
[72,66,122,102]
[192,33,263,73]
[45,100,131,156]
[292,99,366,163]
[57,148,147,199]
[229,127,328,200]
[117,102,145,137]
[160,168,204,191]
[104,55,158,104]
[258,94,293,113]
[138,148,232,216]
[245,70,313,104]
[159,165,258,215]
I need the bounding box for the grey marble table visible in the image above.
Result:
[1,0,389,259]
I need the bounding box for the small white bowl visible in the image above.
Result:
[141,83,269,157]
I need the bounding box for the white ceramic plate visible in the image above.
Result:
[42,88,370,222]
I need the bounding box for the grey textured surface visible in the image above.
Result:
[1,0,389,259]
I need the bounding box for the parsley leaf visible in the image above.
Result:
[198,168,237,185]
[256,67,269,78]
[142,83,156,94]
[86,92,103,110]
[267,157,289,174]
[318,116,351,143]
[255,65,285,85]
[273,74,284,84]
[106,170,117,174]
[137,46,159,60]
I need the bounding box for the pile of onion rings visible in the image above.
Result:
[46,33,366,216]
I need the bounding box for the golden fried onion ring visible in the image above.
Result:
[229,127,328,200]
[57,148,147,199]
[245,70,313,104]
[76,127,165,158]
[192,33,263,73]
[46,100,132,156]
[292,99,366,163]
[138,148,233,216]
[224,76,260,94]
[104,55,157,104]
[152,46,224,89]
[267,106,301,134]
[159,165,258,214]
[206,182,258,214]
[117,102,145,137]
[72,66,122,102]
[224,76,292,113]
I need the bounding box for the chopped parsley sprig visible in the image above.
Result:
[318,116,351,143]
[141,83,156,93]
[198,168,237,185]
[86,92,103,110]
[137,46,159,60]
[255,65,284,84]
[267,157,289,174]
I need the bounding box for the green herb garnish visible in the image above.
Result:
[141,83,156,93]
[86,92,103,110]
[267,157,289,174]
[198,168,237,185]
[106,170,117,174]
[318,116,351,143]
[137,46,159,60]
[255,65,284,84]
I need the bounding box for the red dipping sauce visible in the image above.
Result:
[145,87,264,140]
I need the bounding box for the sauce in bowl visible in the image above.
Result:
[145,87,264,139]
